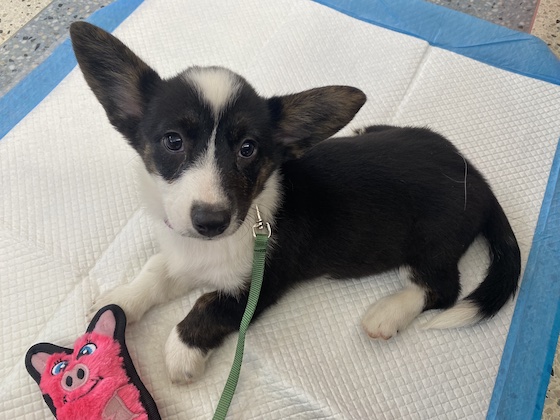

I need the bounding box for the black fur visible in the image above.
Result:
[178,126,521,351]
[70,22,520,367]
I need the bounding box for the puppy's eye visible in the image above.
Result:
[239,139,257,158]
[162,132,184,152]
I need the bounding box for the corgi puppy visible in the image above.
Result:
[70,22,520,384]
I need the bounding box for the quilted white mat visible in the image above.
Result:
[1,0,560,418]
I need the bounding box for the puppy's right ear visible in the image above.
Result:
[70,22,161,141]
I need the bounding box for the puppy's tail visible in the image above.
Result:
[424,198,521,329]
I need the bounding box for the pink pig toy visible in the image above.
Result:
[26,305,161,420]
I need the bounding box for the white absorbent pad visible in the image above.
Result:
[1,0,559,419]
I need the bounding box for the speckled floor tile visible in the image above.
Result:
[429,0,538,31]
[0,0,53,44]
[0,0,110,95]
[531,0,560,58]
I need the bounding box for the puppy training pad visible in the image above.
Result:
[1,0,559,419]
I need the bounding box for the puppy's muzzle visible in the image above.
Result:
[191,203,231,238]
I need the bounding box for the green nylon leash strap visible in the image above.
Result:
[212,230,269,420]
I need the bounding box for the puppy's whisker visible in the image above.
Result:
[442,153,468,211]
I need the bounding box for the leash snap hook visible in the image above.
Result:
[252,205,272,238]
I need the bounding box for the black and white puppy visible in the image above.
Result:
[70,22,520,384]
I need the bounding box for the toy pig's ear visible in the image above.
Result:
[91,308,117,337]
[29,352,50,376]
[25,343,70,384]
[25,343,70,418]
[88,305,127,338]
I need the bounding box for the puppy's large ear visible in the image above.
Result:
[70,22,161,142]
[268,86,366,159]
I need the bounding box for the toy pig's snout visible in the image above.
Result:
[61,364,89,392]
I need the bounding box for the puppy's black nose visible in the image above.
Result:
[191,204,231,238]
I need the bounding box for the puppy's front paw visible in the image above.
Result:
[88,284,145,324]
[165,326,210,384]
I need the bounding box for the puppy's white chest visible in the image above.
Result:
[156,223,255,294]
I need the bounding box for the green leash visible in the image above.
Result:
[212,206,271,420]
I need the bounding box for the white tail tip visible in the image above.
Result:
[422,300,483,330]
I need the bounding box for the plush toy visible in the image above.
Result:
[26,305,161,420]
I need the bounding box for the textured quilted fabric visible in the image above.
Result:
[1,0,560,418]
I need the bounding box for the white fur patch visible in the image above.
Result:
[362,282,425,340]
[165,326,210,384]
[141,165,282,295]
[422,300,482,329]
[185,67,241,118]
[89,253,194,323]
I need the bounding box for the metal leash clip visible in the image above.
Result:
[252,205,272,238]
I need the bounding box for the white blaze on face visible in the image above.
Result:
[155,68,243,236]
[156,127,227,235]
[186,67,242,118]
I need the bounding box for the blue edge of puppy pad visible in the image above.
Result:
[0,0,558,418]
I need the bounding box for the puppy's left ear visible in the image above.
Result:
[70,22,161,143]
[268,86,366,159]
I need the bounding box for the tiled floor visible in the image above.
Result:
[1,0,559,418]
[0,0,111,95]
[431,0,538,31]
[0,0,52,44]
[532,0,560,58]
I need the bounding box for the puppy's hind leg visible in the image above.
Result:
[362,266,426,340]
[362,261,462,340]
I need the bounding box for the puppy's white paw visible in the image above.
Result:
[165,326,210,384]
[362,298,405,340]
[88,284,145,324]
[362,285,425,340]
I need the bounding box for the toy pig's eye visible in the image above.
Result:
[77,343,97,358]
[51,361,67,376]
